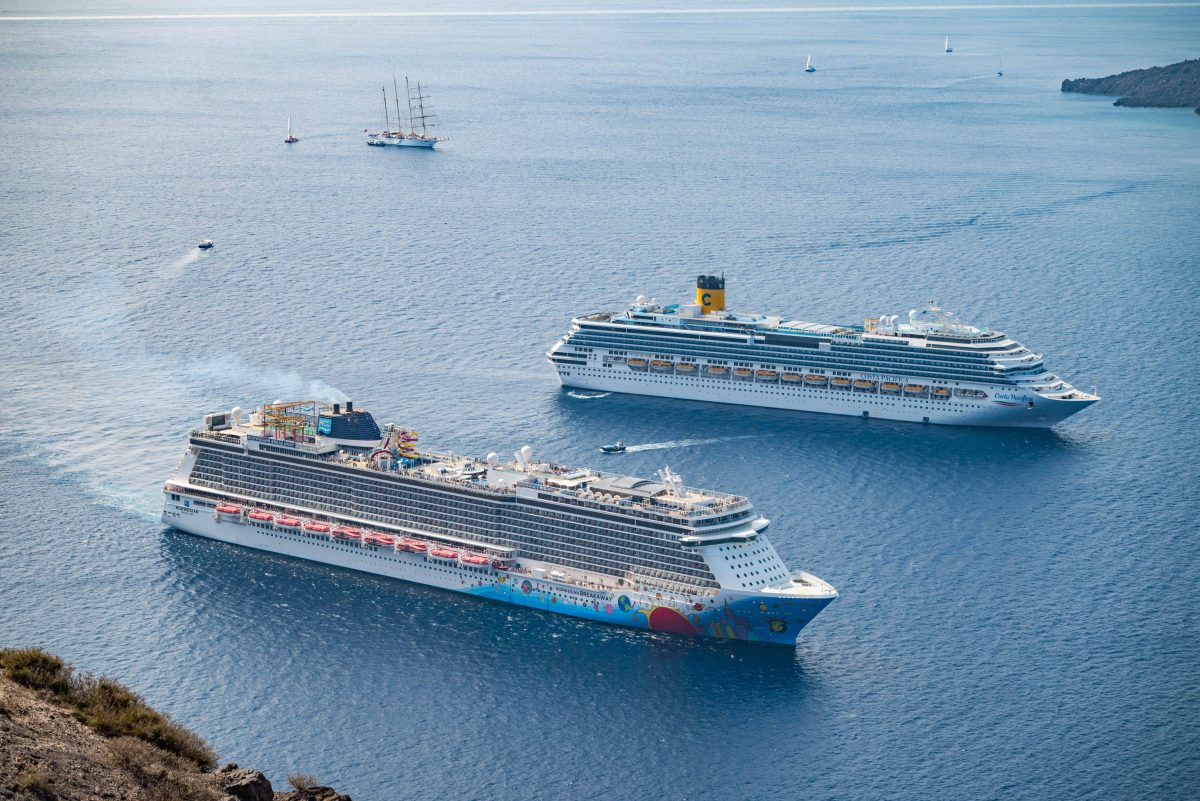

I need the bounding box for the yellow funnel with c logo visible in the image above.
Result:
[696,274,725,313]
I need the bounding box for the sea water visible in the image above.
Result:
[1,2,1198,799]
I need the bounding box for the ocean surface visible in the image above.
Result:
[1,2,1198,799]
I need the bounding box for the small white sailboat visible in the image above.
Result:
[804,54,816,73]
[996,57,1003,77]
[284,116,299,144]
[944,36,953,53]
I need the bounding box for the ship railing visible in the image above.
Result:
[626,568,718,597]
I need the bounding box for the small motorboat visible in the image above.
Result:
[197,240,214,249]
[599,441,626,454]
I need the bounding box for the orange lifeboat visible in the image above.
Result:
[904,384,928,396]
[215,503,241,515]
[733,367,753,379]
[755,369,778,381]
[853,379,876,391]
[364,532,395,547]
[781,372,802,383]
[276,516,300,528]
[247,510,273,522]
[626,357,648,369]
[831,377,851,389]
[804,374,827,386]
[676,362,696,372]
[880,381,902,394]
[304,522,331,534]
[429,547,459,560]
[705,365,728,375]
[461,554,490,566]
[932,387,951,398]
[331,526,360,539]
[399,538,427,553]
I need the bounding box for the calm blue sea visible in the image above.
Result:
[1,2,1198,799]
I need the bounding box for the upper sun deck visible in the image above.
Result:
[190,409,751,527]
[578,298,1007,349]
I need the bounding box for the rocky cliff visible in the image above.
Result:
[1062,58,1200,113]
[0,648,350,801]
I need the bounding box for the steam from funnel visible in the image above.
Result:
[486,452,500,467]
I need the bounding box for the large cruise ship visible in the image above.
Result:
[547,276,1098,427]
[162,400,837,645]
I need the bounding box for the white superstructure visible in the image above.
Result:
[162,400,837,645]
[547,276,1098,427]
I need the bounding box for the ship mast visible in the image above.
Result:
[393,75,404,134]
[382,86,391,135]
[405,76,415,136]
[413,81,434,138]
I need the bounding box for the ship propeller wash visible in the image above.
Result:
[163,400,836,645]
[547,276,1098,427]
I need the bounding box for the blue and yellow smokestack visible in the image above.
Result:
[696,274,725,314]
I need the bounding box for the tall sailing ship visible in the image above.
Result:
[547,276,1098,427]
[162,400,837,645]
[366,77,446,148]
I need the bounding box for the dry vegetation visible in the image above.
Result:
[0,647,217,770]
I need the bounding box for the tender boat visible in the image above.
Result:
[599,441,627,454]
[197,240,214,249]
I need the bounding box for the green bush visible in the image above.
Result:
[0,648,72,697]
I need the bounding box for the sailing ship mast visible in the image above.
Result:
[405,76,416,136]
[413,81,434,138]
[382,86,391,136]
[393,76,404,134]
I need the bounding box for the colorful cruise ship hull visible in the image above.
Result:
[163,496,832,645]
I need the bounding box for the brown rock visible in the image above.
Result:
[220,769,273,801]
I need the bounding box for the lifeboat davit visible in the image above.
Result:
[461,554,490,566]
[247,510,274,522]
[215,504,241,515]
[429,547,459,560]
[276,516,301,528]
[304,521,331,534]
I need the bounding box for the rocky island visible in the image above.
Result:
[1062,58,1200,113]
[0,648,350,801]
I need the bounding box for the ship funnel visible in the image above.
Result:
[346,400,354,413]
[695,274,726,314]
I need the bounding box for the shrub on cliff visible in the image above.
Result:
[0,647,217,771]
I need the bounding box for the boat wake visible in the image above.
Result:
[567,391,611,399]
[623,435,753,453]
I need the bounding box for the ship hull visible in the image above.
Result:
[551,361,1094,428]
[163,494,832,646]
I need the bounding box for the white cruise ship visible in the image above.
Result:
[547,276,1098,427]
[162,400,837,646]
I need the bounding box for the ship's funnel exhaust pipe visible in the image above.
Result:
[696,274,725,314]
